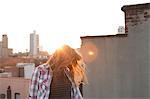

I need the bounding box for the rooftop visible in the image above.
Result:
[0,57,47,68]
[80,34,128,39]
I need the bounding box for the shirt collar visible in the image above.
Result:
[43,63,50,69]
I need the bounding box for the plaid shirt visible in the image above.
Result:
[28,64,83,99]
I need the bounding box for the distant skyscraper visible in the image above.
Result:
[2,34,8,48]
[0,42,2,57]
[30,31,39,57]
[0,34,13,57]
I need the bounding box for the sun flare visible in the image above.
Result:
[46,34,81,54]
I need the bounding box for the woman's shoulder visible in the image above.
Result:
[34,63,49,72]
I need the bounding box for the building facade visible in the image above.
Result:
[0,42,2,57]
[81,3,150,99]
[0,34,13,58]
[29,31,39,58]
[0,77,30,99]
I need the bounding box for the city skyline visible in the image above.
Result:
[0,0,149,53]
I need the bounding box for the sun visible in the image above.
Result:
[45,34,81,54]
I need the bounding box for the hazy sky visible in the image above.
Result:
[0,0,149,53]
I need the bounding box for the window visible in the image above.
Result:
[15,93,20,99]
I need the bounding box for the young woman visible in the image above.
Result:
[29,45,87,99]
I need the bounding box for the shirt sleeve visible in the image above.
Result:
[28,67,40,99]
[75,87,83,99]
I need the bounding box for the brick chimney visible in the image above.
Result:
[122,3,150,33]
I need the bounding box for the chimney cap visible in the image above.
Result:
[121,3,150,12]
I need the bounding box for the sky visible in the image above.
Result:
[0,0,149,53]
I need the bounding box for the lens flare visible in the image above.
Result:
[88,51,94,56]
[81,42,98,63]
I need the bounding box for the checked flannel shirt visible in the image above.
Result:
[28,64,83,99]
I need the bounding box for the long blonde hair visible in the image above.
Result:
[47,45,87,86]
